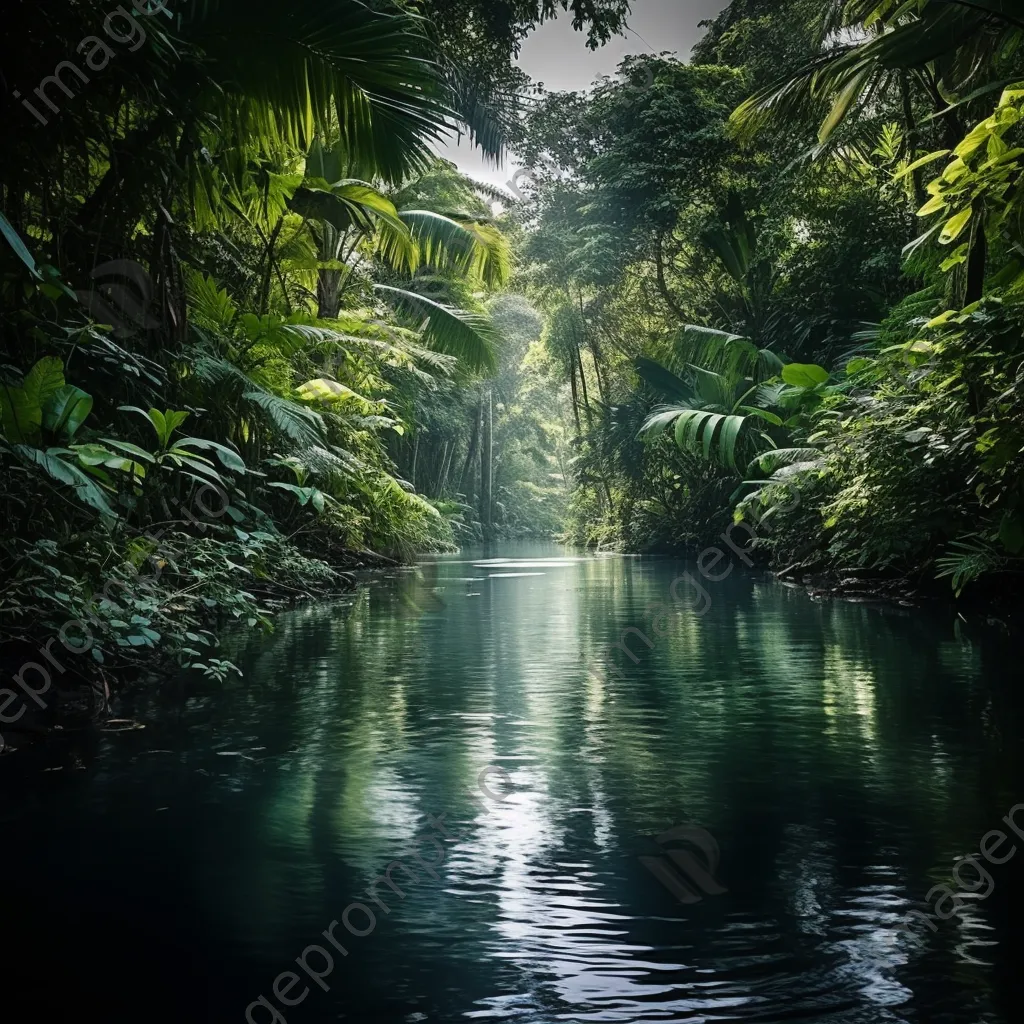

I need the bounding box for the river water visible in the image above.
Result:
[2,543,1023,1023]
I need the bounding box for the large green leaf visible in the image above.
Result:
[297,378,375,412]
[178,0,473,181]
[176,438,247,474]
[940,206,973,244]
[688,366,735,411]
[634,357,690,400]
[0,357,65,442]
[100,439,157,464]
[639,406,689,440]
[42,386,93,439]
[0,384,40,443]
[71,442,148,478]
[701,223,748,283]
[24,357,66,411]
[398,210,511,287]
[291,184,386,236]
[781,363,829,389]
[641,406,750,471]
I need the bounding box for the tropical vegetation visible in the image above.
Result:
[3,0,1023,742]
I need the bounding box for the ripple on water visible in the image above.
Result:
[0,543,1020,1024]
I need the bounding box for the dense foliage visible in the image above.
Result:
[508,0,1024,601]
[0,0,588,727]
[4,0,1024,744]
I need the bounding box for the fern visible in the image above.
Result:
[243,390,325,446]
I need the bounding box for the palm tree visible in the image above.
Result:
[286,142,510,369]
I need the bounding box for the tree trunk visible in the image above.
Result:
[458,399,483,498]
[567,361,583,438]
[589,336,608,404]
[410,433,420,490]
[480,389,493,539]
[258,219,285,315]
[899,72,925,210]
[317,270,342,319]
[438,441,454,495]
[575,344,593,428]
[965,215,987,305]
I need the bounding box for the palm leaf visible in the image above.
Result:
[640,406,752,471]
[399,210,511,287]
[374,284,497,372]
[182,0,460,181]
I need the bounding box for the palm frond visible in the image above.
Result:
[374,284,498,372]
[183,0,459,182]
[639,406,755,471]
[399,210,511,287]
[244,390,326,446]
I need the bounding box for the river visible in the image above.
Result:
[2,542,1022,1023]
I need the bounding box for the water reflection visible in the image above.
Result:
[1,543,1021,1023]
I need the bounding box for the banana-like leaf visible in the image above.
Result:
[71,443,148,478]
[740,406,784,427]
[688,365,735,410]
[781,363,829,388]
[701,223,748,283]
[42,386,93,439]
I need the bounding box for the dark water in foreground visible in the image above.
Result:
[2,543,1023,1023]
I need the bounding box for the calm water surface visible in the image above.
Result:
[3,543,1023,1023]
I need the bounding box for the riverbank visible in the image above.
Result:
[0,538,409,756]
[592,525,1024,634]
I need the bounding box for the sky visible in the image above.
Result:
[436,0,729,194]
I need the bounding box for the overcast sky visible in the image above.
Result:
[436,0,729,193]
